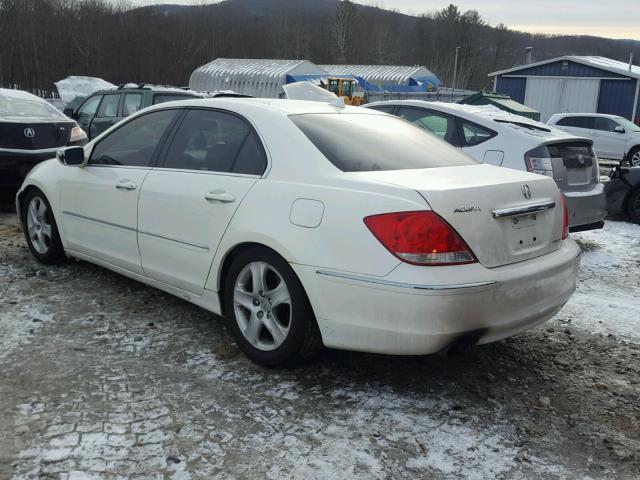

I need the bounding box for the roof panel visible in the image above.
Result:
[489,56,640,80]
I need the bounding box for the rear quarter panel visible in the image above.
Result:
[205,176,429,292]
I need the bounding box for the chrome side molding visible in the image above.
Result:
[492,201,555,218]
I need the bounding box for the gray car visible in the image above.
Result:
[365,100,607,232]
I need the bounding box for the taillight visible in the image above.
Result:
[69,125,87,144]
[363,211,476,266]
[560,193,569,240]
[524,146,554,177]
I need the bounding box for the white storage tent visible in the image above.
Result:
[319,64,440,87]
[189,58,327,98]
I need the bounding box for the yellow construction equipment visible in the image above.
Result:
[325,77,363,106]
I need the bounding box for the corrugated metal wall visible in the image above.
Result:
[597,79,637,119]
[495,60,638,121]
[495,77,526,103]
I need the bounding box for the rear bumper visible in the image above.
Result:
[292,240,581,355]
[0,148,58,188]
[563,183,607,229]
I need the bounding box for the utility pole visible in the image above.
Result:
[452,46,460,101]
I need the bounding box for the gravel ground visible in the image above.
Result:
[0,212,639,480]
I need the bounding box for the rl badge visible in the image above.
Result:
[522,184,532,199]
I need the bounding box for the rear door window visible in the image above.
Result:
[123,93,143,116]
[557,116,593,129]
[89,109,177,167]
[367,105,396,114]
[396,107,460,146]
[153,94,198,105]
[162,109,267,175]
[96,94,121,118]
[290,113,476,172]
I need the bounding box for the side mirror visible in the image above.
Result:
[614,125,625,134]
[63,107,75,118]
[57,146,87,167]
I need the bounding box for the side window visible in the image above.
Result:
[96,94,121,118]
[593,117,618,132]
[557,116,591,128]
[163,109,266,175]
[77,95,102,118]
[368,105,395,114]
[460,121,496,147]
[89,109,177,167]
[397,107,458,145]
[123,93,143,116]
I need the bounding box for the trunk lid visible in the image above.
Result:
[0,120,74,149]
[353,164,564,268]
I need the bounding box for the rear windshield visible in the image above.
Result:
[290,113,477,172]
[153,94,199,105]
[0,95,66,119]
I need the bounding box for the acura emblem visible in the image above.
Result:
[24,128,35,138]
[521,184,532,199]
[578,154,585,165]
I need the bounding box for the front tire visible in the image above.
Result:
[21,188,66,264]
[627,187,640,224]
[223,247,322,367]
[627,147,640,167]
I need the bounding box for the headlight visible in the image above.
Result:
[69,125,87,143]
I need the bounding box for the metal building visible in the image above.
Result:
[319,64,441,89]
[189,58,327,98]
[489,56,640,123]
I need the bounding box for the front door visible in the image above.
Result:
[592,117,627,160]
[75,95,103,136]
[60,109,179,274]
[90,93,122,139]
[137,108,268,295]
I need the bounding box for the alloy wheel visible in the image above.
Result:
[26,196,52,255]
[233,261,292,351]
[632,151,640,167]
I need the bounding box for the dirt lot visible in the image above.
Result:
[0,211,639,480]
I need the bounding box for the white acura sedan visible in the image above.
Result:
[16,99,580,366]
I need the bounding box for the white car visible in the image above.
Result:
[16,99,580,366]
[365,100,607,232]
[548,113,640,167]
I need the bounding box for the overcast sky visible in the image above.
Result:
[130,0,640,40]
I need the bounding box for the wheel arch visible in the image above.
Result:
[215,241,302,317]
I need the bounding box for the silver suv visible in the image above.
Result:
[548,113,640,167]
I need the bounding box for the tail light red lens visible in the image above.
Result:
[560,193,569,240]
[364,211,476,266]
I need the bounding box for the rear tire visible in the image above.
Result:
[223,246,322,367]
[626,187,640,224]
[20,188,66,264]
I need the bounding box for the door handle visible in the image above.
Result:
[204,190,235,203]
[116,180,137,191]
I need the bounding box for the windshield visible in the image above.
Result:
[290,113,478,172]
[614,116,640,133]
[0,94,66,120]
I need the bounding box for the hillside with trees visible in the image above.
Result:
[1,0,638,95]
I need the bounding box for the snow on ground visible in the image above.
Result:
[560,220,640,343]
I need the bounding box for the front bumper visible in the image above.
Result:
[563,183,607,230]
[292,239,581,355]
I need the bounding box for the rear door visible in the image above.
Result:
[137,108,267,295]
[60,109,179,273]
[90,93,122,139]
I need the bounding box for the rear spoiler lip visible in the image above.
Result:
[535,136,594,148]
